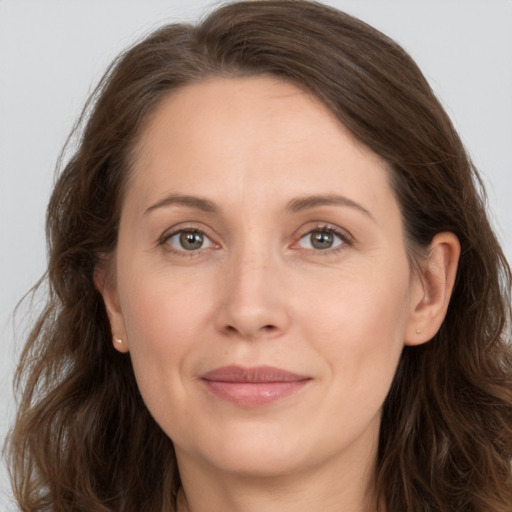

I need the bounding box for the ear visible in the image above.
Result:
[94,263,129,353]
[404,232,460,346]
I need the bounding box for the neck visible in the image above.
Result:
[175,435,380,512]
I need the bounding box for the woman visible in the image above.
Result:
[6,1,512,511]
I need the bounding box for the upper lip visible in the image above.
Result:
[200,365,311,383]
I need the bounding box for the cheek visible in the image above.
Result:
[300,262,411,397]
[118,252,216,342]
[123,283,199,348]
[116,269,213,411]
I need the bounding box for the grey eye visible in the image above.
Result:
[298,229,343,250]
[167,230,213,251]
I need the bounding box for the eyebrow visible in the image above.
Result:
[144,192,374,221]
[144,194,218,215]
[286,194,374,220]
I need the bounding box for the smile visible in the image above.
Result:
[200,365,312,407]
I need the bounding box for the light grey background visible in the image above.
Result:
[1,0,511,508]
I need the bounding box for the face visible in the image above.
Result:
[104,77,426,481]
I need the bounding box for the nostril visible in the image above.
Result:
[223,324,277,336]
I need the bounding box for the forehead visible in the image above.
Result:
[126,76,396,220]
[136,76,348,162]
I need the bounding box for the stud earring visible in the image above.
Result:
[115,338,123,344]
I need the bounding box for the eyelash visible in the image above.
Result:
[294,224,353,255]
[158,224,353,256]
[159,226,214,256]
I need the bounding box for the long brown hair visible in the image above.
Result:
[6,1,512,510]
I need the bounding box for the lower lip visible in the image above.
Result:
[202,380,310,407]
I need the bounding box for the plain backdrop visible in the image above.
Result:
[1,0,511,508]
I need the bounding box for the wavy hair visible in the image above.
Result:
[6,1,512,510]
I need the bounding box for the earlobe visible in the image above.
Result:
[93,265,129,353]
[405,232,460,346]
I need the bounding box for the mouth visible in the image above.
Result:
[200,365,312,407]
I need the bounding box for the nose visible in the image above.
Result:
[214,246,291,340]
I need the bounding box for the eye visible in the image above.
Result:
[166,229,213,251]
[297,227,345,250]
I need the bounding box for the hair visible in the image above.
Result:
[6,1,512,511]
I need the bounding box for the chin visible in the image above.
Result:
[176,419,315,478]
[208,444,308,478]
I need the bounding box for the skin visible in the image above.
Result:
[97,77,460,512]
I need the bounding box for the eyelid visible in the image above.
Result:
[157,221,353,255]
[158,223,220,253]
[291,223,354,252]
[169,230,213,250]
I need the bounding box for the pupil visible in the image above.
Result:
[311,230,333,249]
[180,231,203,250]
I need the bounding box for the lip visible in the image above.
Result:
[200,365,311,407]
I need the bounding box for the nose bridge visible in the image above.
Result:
[216,232,289,338]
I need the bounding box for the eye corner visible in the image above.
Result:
[159,225,219,255]
[291,224,354,254]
